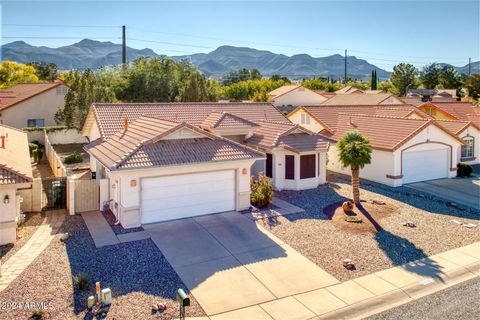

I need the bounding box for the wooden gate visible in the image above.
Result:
[41,177,67,210]
[75,179,100,213]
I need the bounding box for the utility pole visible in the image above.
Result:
[344,49,347,84]
[469,57,471,76]
[122,25,127,66]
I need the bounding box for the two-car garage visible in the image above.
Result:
[140,170,236,224]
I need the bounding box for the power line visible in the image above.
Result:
[3,23,120,29]
[2,36,121,40]
[127,37,213,49]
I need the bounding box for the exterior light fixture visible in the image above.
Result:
[4,195,9,204]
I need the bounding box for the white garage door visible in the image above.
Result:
[141,170,235,224]
[402,148,448,184]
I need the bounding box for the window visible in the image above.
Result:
[27,119,45,127]
[300,154,316,179]
[285,155,295,180]
[300,113,310,125]
[461,137,474,159]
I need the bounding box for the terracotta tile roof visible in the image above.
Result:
[434,119,480,135]
[321,93,402,105]
[85,116,264,170]
[200,111,259,129]
[0,125,33,185]
[300,105,421,133]
[0,81,64,111]
[268,85,301,97]
[246,121,330,153]
[420,102,480,127]
[87,102,289,140]
[330,114,462,151]
[335,86,365,94]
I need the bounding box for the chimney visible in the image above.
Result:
[1,136,5,148]
[124,117,129,132]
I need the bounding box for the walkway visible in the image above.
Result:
[144,211,339,315]
[0,210,66,292]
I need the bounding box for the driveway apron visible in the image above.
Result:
[144,211,338,315]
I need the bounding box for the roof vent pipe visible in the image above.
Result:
[124,117,128,132]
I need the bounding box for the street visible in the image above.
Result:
[366,277,480,320]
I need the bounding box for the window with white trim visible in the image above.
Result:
[461,137,474,159]
[300,113,310,125]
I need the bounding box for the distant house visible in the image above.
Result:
[268,85,327,109]
[403,89,458,106]
[418,102,480,125]
[334,85,365,94]
[321,93,405,105]
[0,125,33,245]
[0,81,68,129]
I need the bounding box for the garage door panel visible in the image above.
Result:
[141,170,236,224]
[403,148,448,184]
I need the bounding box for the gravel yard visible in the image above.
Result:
[0,212,45,264]
[257,173,480,282]
[0,215,205,320]
[102,209,144,235]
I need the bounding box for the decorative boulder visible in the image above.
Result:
[342,201,354,213]
[403,221,416,228]
[343,259,355,270]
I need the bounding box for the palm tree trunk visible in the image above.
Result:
[351,167,360,205]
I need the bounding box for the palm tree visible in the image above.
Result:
[337,131,372,205]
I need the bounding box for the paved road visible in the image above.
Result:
[366,277,480,320]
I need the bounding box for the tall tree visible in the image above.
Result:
[27,62,58,81]
[0,60,39,89]
[420,63,441,89]
[370,70,377,90]
[438,66,462,90]
[391,63,417,96]
[465,74,480,100]
[337,131,372,205]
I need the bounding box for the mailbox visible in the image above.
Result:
[176,289,190,307]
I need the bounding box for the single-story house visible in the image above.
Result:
[82,102,331,226]
[268,85,327,108]
[436,120,480,165]
[326,114,464,186]
[287,105,428,135]
[0,81,68,129]
[335,86,366,94]
[321,92,405,105]
[418,102,480,125]
[0,125,33,245]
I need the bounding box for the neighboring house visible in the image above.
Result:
[335,86,366,94]
[418,102,480,126]
[404,89,458,106]
[288,106,462,186]
[287,105,428,134]
[82,102,330,226]
[436,120,480,165]
[321,93,405,105]
[268,85,327,108]
[0,81,68,129]
[0,125,33,245]
[326,115,464,186]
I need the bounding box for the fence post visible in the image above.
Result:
[68,178,75,215]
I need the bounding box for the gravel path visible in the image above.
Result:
[257,173,480,282]
[0,215,205,320]
[0,212,45,263]
[366,277,480,320]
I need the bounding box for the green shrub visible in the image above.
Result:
[457,162,473,177]
[73,272,90,290]
[64,151,83,164]
[250,174,273,208]
[29,309,45,320]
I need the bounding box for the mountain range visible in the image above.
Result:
[2,39,478,80]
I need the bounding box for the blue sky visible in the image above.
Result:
[1,0,479,70]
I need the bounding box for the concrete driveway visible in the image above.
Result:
[143,211,338,315]
[406,177,480,210]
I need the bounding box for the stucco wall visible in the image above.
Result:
[105,159,256,228]
[0,186,18,245]
[0,85,67,129]
[457,126,480,165]
[288,109,325,133]
[48,129,87,144]
[273,88,326,107]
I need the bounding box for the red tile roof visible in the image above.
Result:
[246,121,330,153]
[330,114,463,151]
[200,111,259,129]
[85,116,264,170]
[0,81,64,111]
[0,125,33,185]
[87,102,289,140]
[321,93,403,105]
[420,102,480,127]
[434,119,480,135]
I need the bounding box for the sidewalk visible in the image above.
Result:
[0,210,66,292]
[201,242,479,320]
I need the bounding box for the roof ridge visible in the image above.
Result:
[338,113,429,121]
[0,163,33,182]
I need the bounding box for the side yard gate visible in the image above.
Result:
[75,179,100,213]
[41,176,67,210]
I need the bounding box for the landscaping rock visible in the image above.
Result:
[372,200,386,205]
[345,216,362,223]
[342,259,355,270]
[60,233,70,242]
[342,201,354,213]
[446,202,458,208]
[403,221,416,228]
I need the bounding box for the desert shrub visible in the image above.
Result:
[29,309,45,320]
[250,174,273,208]
[73,272,90,290]
[457,162,473,177]
[64,151,83,164]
